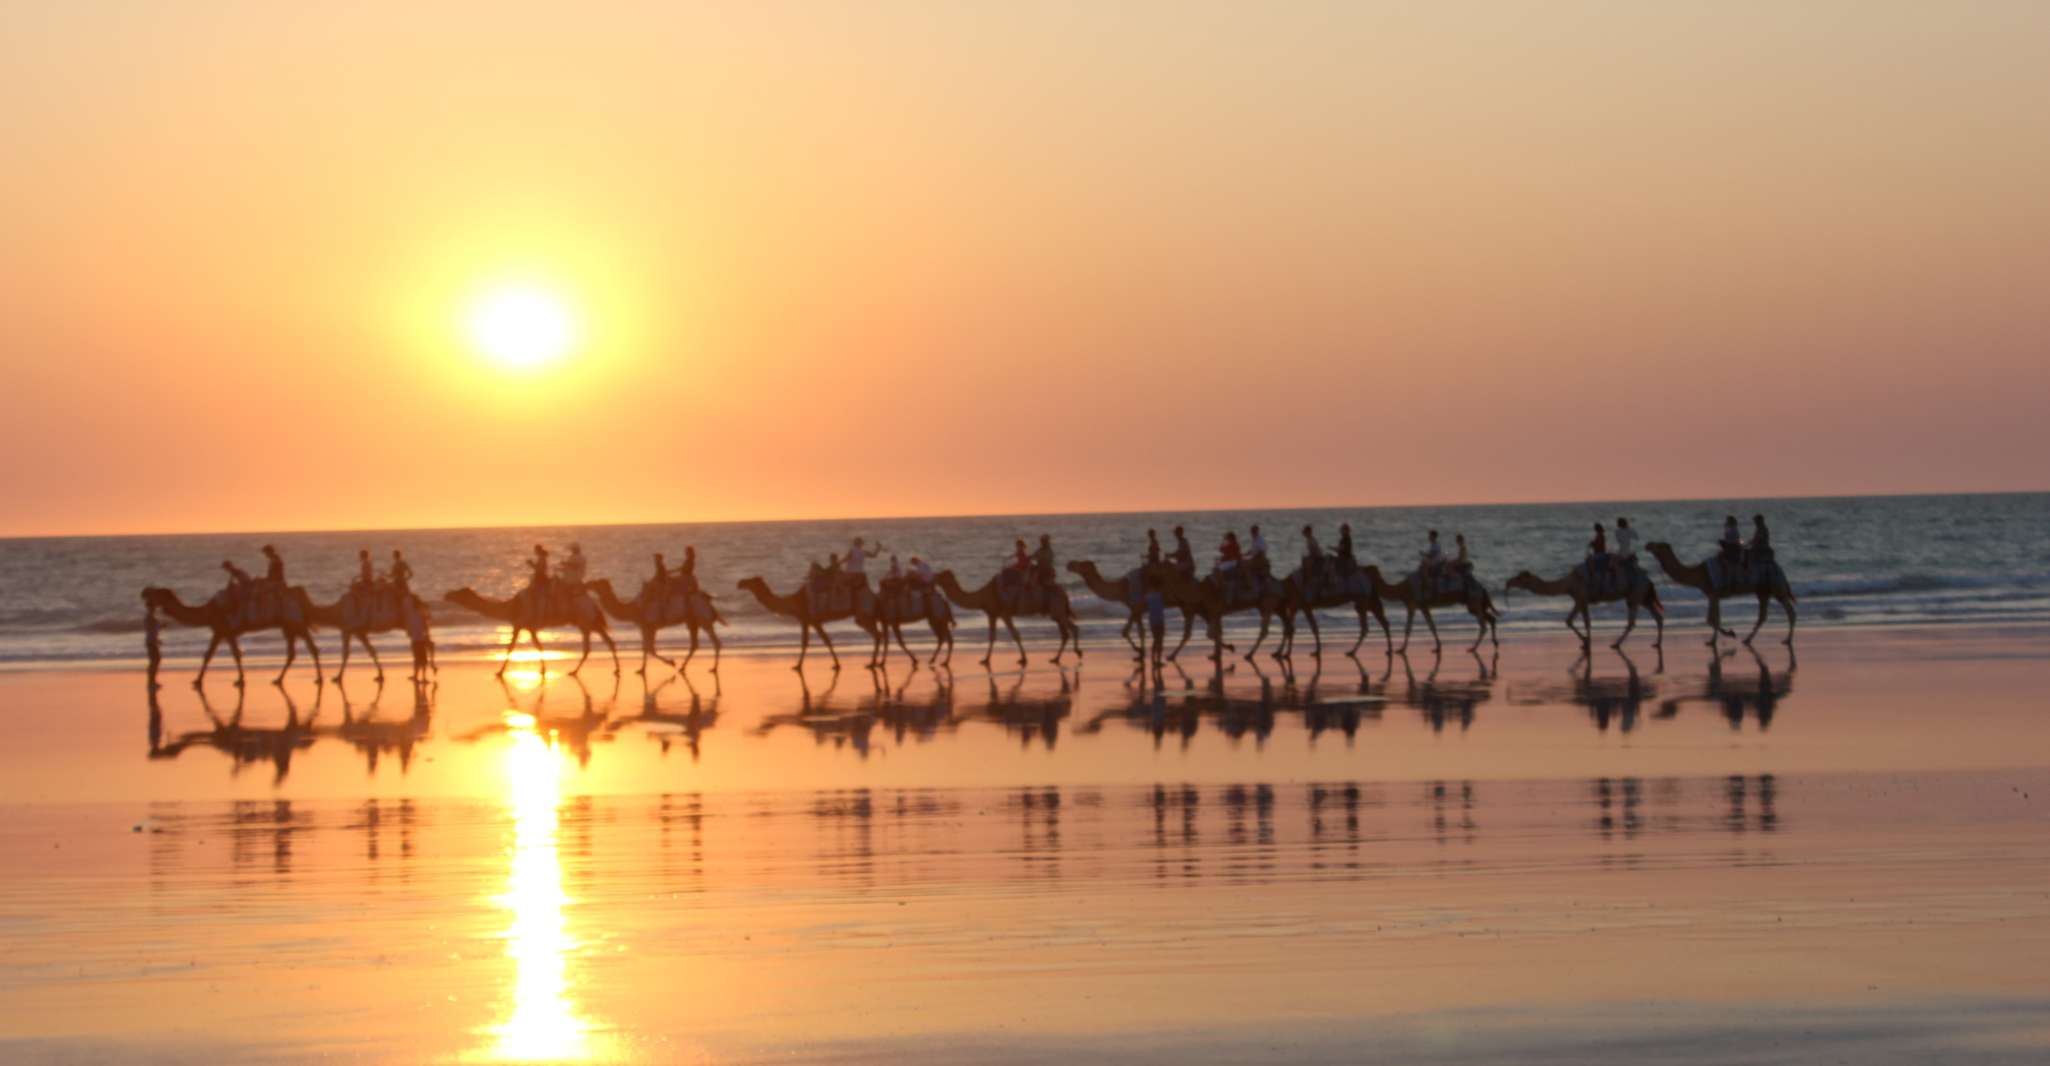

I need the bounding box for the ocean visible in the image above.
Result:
[2,493,2044,667]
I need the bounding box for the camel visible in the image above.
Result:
[1067,560,1216,661]
[1505,561,1665,648]
[736,575,888,671]
[308,587,434,682]
[871,581,957,667]
[444,585,620,677]
[1275,565,1393,658]
[1140,562,1289,662]
[142,585,324,688]
[1361,565,1500,653]
[932,570,1082,666]
[588,577,725,674]
[1645,542,1797,646]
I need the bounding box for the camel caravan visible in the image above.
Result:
[139,513,1794,685]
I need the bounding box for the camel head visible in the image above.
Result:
[1064,560,1089,576]
[142,586,175,609]
[444,587,485,610]
[735,576,769,594]
[1505,571,1540,594]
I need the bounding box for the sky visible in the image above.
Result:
[2,1,2047,536]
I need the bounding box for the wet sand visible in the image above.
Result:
[2,626,2047,1063]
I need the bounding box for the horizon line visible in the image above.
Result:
[3,488,2041,543]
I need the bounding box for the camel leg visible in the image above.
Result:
[196,633,222,688]
[1169,611,1195,661]
[494,627,521,677]
[274,629,296,686]
[1421,607,1442,654]
[1348,606,1368,657]
[1308,610,1326,658]
[1780,594,1797,645]
[228,636,246,688]
[1651,601,1665,649]
[1704,598,1722,646]
[1071,617,1084,661]
[1005,617,1028,666]
[1246,613,1273,661]
[1614,604,1637,649]
[1466,608,1485,654]
[708,625,722,672]
[678,627,697,671]
[334,632,352,681]
[979,616,998,666]
[895,623,916,662]
[361,634,384,683]
[602,629,621,673]
[1399,608,1414,653]
[1565,605,1587,645]
[1744,595,1770,645]
[795,624,810,671]
[569,630,593,675]
[1121,614,1142,660]
[819,624,841,671]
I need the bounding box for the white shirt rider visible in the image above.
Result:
[845,541,871,577]
[912,558,934,585]
[1247,529,1268,560]
[1614,525,1637,557]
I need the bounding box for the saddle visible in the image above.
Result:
[998,570,1051,612]
[1577,557,1640,598]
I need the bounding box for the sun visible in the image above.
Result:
[467,283,577,370]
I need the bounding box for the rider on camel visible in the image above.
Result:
[1613,518,1637,583]
[528,545,551,612]
[1301,525,1325,589]
[1145,529,1162,567]
[1335,523,1357,577]
[1170,526,1196,578]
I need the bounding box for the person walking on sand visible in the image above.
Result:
[143,598,163,689]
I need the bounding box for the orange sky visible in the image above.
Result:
[3,2,2047,536]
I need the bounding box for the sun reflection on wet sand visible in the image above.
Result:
[477,712,594,1063]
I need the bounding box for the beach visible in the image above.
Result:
[3,624,2046,1063]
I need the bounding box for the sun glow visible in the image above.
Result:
[467,283,577,370]
[478,722,592,1062]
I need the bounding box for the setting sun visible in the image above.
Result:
[467,284,577,370]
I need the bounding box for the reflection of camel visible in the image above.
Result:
[148,683,319,784]
[1068,560,1214,662]
[1396,648,1498,733]
[1276,567,1393,659]
[459,675,614,767]
[308,588,433,682]
[752,670,878,755]
[1646,542,1797,646]
[1568,648,1654,733]
[445,586,620,677]
[143,586,324,688]
[968,670,1075,749]
[1658,644,1796,731]
[1363,567,1499,654]
[605,673,720,760]
[588,577,724,674]
[1506,563,1664,648]
[736,575,887,671]
[327,677,434,775]
[934,570,1082,666]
